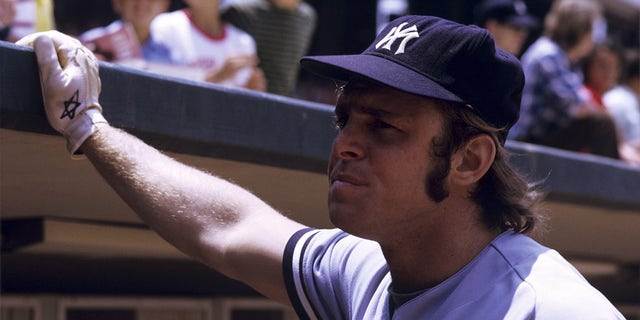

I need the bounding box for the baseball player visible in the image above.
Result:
[18,14,624,319]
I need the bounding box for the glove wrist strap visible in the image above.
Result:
[65,107,108,159]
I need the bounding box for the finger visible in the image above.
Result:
[32,34,64,84]
[46,30,84,67]
[17,31,69,47]
[16,32,41,46]
[46,30,82,46]
[243,54,259,66]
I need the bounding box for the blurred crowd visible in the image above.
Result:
[478,0,639,165]
[1,0,317,96]
[1,0,639,165]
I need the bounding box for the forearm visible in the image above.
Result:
[81,125,281,271]
[80,124,303,303]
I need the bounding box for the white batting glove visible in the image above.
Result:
[17,30,107,159]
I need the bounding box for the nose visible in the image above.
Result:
[331,123,365,161]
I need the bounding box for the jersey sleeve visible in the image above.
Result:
[282,228,391,320]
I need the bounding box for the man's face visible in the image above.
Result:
[485,19,529,56]
[586,47,620,93]
[327,80,449,241]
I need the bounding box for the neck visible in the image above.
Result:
[132,25,150,44]
[566,48,581,65]
[381,200,500,293]
[187,7,222,37]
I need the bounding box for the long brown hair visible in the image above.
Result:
[432,100,547,235]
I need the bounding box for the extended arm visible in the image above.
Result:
[17,31,305,304]
[85,125,304,303]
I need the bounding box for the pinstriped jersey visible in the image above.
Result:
[283,229,624,319]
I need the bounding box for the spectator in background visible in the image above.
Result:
[509,0,620,160]
[473,0,537,56]
[151,0,266,91]
[0,0,16,41]
[603,51,640,165]
[222,0,316,96]
[1,0,53,42]
[79,0,172,63]
[581,40,624,110]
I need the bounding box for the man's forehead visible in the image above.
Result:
[337,79,443,115]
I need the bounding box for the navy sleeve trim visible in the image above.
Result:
[283,227,316,320]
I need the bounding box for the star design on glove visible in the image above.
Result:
[60,90,81,120]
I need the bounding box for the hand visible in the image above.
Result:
[205,54,258,83]
[245,67,267,92]
[16,30,108,158]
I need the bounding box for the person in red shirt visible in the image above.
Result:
[582,40,624,110]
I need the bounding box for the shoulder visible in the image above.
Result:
[296,2,317,19]
[151,10,192,42]
[285,228,386,279]
[492,233,624,318]
[491,233,579,285]
[284,229,389,319]
[225,22,251,36]
[287,229,379,257]
[151,10,188,28]
[604,86,639,110]
[223,23,256,46]
[521,37,565,66]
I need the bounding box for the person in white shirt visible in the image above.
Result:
[151,0,266,91]
[603,51,640,165]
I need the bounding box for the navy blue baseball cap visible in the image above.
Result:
[300,15,524,144]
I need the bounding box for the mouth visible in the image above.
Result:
[330,172,367,187]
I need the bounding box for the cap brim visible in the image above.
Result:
[300,53,465,104]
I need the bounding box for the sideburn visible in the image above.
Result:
[425,135,452,202]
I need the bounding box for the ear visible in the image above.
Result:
[450,134,496,186]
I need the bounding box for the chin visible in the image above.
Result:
[329,203,356,229]
[328,203,375,239]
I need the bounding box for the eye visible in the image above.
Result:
[372,119,396,130]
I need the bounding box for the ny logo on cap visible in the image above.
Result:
[375,22,420,55]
